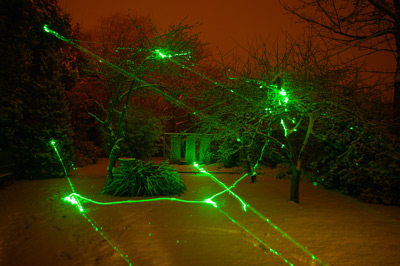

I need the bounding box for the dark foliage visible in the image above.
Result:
[102,159,186,197]
[0,0,74,178]
[118,107,163,160]
[308,121,400,205]
[65,78,105,166]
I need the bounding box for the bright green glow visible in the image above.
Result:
[207,173,248,202]
[194,162,248,211]
[43,24,50,33]
[204,198,218,208]
[51,139,133,265]
[153,49,191,59]
[43,24,68,42]
[253,140,269,170]
[236,137,241,142]
[63,194,84,212]
[279,89,289,105]
[50,139,84,213]
[63,192,217,208]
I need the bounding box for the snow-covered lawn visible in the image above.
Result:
[1,158,399,265]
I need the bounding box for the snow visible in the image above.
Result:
[1,158,400,266]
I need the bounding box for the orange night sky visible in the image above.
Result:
[60,0,395,74]
[60,0,301,57]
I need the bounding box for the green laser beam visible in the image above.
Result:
[253,140,269,170]
[208,173,248,201]
[215,207,294,266]
[61,178,298,265]
[43,25,198,116]
[195,163,326,266]
[50,139,133,265]
[54,136,323,265]
[64,192,217,208]
[81,211,134,266]
[194,162,248,211]
[50,139,84,213]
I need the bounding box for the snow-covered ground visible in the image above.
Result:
[1,158,399,266]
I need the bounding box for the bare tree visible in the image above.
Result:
[194,31,379,203]
[281,0,399,126]
[80,13,209,181]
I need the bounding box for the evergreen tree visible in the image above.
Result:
[0,0,74,178]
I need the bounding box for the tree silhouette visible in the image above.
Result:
[0,0,74,178]
[282,0,400,127]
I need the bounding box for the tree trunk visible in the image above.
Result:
[107,143,120,181]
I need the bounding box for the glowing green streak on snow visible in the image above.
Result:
[50,139,84,213]
[197,163,326,266]
[207,173,248,202]
[51,139,133,265]
[80,211,133,266]
[193,162,248,211]
[63,192,217,208]
[215,207,294,266]
[247,204,323,265]
[204,198,217,208]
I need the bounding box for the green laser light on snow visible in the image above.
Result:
[193,162,248,211]
[204,198,217,208]
[63,194,84,213]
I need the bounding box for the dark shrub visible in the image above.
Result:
[103,159,186,197]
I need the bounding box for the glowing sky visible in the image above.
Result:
[60,0,394,76]
[60,0,301,57]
